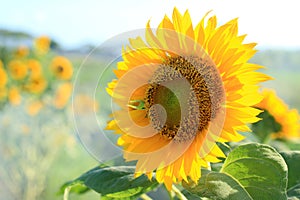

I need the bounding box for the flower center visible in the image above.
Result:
[145,56,224,142]
[57,65,64,73]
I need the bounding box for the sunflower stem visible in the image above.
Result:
[140,194,153,200]
[63,186,70,200]
[171,185,188,200]
[165,185,175,200]
[207,162,212,171]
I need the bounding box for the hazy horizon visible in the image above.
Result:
[1,0,300,49]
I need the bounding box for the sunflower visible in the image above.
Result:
[0,61,8,87]
[8,60,28,80]
[25,76,48,94]
[27,59,42,79]
[15,45,29,58]
[50,56,73,80]
[254,89,300,139]
[106,8,270,190]
[53,82,72,109]
[26,100,44,116]
[8,87,22,106]
[34,36,51,54]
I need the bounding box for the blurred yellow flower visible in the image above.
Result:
[255,89,300,139]
[8,60,28,80]
[27,59,42,78]
[34,36,51,54]
[25,76,48,94]
[53,82,72,109]
[0,61,8,87]
[8,87,22,106]
[26,100,44,116]
[73,94,99,114]
[15,46,29,58]
[50,56,73,80]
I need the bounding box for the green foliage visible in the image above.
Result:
[60,166,159,199]
[221,143,288,200]
[182,169,252,200]
[182,143,288,200]
[280,151,300,190]
[252,110,282,143]
[63,143,294,200]
[59,180,90,195]
[287,184,300,199]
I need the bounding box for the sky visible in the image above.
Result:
[1,0,300,49]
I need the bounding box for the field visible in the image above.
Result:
[1,46,300,199]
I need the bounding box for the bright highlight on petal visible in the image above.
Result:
[106,7,270,189]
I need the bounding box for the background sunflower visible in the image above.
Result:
[253,89,300,141]
[50,56,73,80]
[34,36,51,55]
[8,60,28,80]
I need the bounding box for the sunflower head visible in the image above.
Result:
[53,82,73,109]
[106,7,270,190]
[0,62,8,87]
[8,86,22,106]
[27,59,42,79]
[26,100,44,116]
[15,45,29,58]
[254,89,300,139]
[8,60,28,80]
[34,36,51,54]
[50,56,73,80]
[25,76,48,94]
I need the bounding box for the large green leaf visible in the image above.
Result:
[280,151,300,189]
[221,143,288,200]
[183,169,252,200]
[59,165,159,199]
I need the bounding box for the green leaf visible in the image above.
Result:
[287,184,300,199]
[221,143,288,200]
[59,165,159,199]
[182,169,252,200]
[280,151,300,189]
[181,189,203,200]
[251,110,282,143]
[285,141,300,151]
